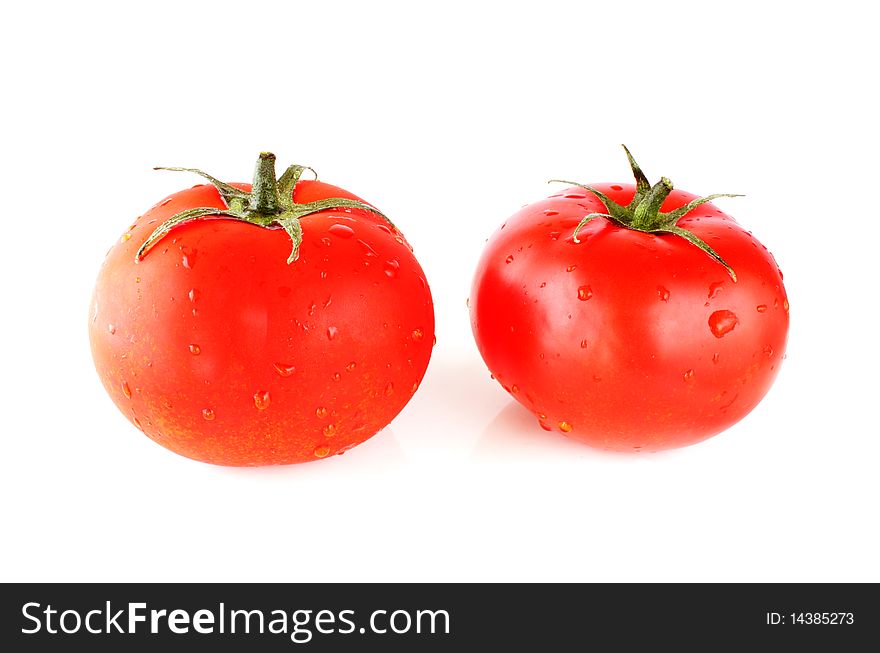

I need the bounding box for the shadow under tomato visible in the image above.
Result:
[473,401,674,463]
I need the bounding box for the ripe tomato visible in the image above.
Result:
[469,148,788,451]
[89,154,434,465]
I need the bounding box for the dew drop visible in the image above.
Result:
[505,255,514,264]
[709,310,739,338]
[357,239,378,257]
[707,281,724,300]
[253,390,270,410]
[320,270,329,279]
[510,384,519,394]
[332,372,342,381]
[316,406,329,419]
[323,424,337,437]
[756,304,768,312]
[580,339,588,349]
[384,259,399,278]
[549,232,561,240]
[610,185,623,191]
[182,253,194,269]
[345,361,357,372]
[160,197,173,206]
[121,381,132,399]
[543,210,559,216]
[327,326,338,340]
[321,237,332,247]
[328,224,355,239]
[121,233,132,242]
[566,265,577,272]
[384,382,394,396]
[712,353,720,364]
[411,328,424,341]
[539,420,552,431]
[783,299,789,313]
[188,344,201,355]
[133,417,143,430]
[763,345,774,358]
[313,445,331,458]
[108,324,116,335]
[308,302,317,316]
[558,421,573,433]
[539,282,547,288]
[657,286,670,302]
[683,369,695,381]
[577,285,593,301]
[376,223,393,235]
[202,408,215,421]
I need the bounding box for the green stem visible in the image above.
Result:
[249,152,282,215]
[631,177,673,230]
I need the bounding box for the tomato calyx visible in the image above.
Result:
[137,152,391,264]
[550,145,742,281]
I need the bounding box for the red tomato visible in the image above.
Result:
[89,154,434,465]
[469,148,788,451]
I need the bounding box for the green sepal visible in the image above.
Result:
[138,154,393,264]
[550,146,742,280]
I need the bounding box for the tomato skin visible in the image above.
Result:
[470,183,788,451]
[90,180,433,465]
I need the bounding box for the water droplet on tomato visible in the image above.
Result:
[321,237,332,247]
[566,264,577,272]
[133,417,143,431]
[315,406,329,419]
[411,381,419,394]
[327,326,338,340]
[657,286,670,302]
[783,299,789,313]
[510,384,519,394]
[323,423,336,437]
[683,369,695,381]
[202,408,215,421]
[108,324,116,335]
[121,233,132,243]
[707,281,724,300]
[182,253,194,269]
[709,310,739,338]
[756,304,768,312]
[188,344,201,355]
[539,420,552,431]
[558,421,573,433]
[313,445,331,458]
[544,210,559,216]
[432,335,437,347]
[763,345,774,358]
[384,382,394,396]
[320,270,328,279]
[357,239,378,257]
[564,194,586,199]
[384,259,399,278]
[329,224,355,238]
[121,381,132,399]
[377,223,393,235]
[273,363,296,377]
[549,232,561,240]
[712,353,720,364]
[580,339,588,349]
[345,361,356,372]
[411,328,424,341]
[505,255,514,264]
[577,285,593,301]
[332,372,342,381]
[253,390,270,410]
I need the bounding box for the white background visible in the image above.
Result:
[2,0,878,582]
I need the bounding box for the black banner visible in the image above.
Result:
[1,583,875,650]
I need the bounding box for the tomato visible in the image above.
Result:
[89,153,434,466]
[469,147,788,451]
